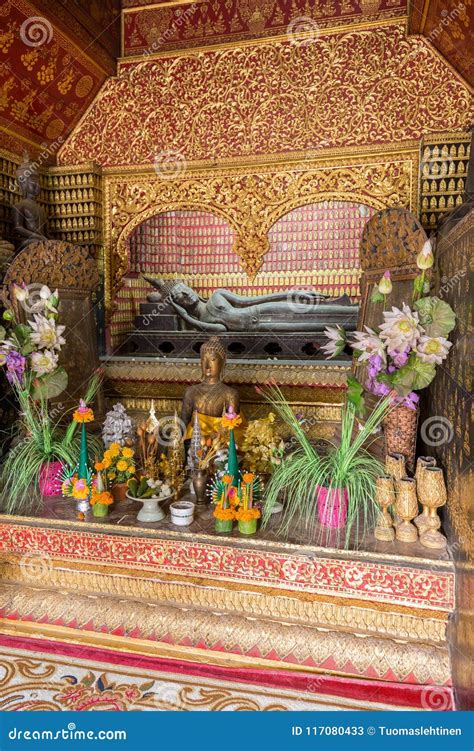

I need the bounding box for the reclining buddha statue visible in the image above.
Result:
[145,277,356,333]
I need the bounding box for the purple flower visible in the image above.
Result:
[390,348,410,368]
[367,354,383,378]
[5,351,26,384]
[387,365,396,374]
[403,391,420,410]
[372,380,391,397]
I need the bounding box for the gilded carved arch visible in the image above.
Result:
[104,150,416,314]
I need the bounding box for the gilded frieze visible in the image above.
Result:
[0,583,451,685]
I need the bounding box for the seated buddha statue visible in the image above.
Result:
[12,153,48,253]
[181,336,241,441]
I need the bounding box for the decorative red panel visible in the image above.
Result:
[123,0,408,56]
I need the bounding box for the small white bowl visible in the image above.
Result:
[170,500,195,526]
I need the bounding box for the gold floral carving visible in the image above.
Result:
[0,584,451,685]
[103,154,415,307]
[59,23,472,169]
[2,240,99,310]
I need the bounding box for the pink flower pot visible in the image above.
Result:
[39,461,63,496]
[316,485,348,529]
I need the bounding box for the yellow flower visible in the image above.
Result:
[109,442,121,451]
[116,459,128,472]
[108,446,120,458]
[71,479,89,500]
[108,472,116,480]
[122,447,134,458]
[102,457,111,469]
[128,465,136,475]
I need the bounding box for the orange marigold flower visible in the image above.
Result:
[73,407,94,423]
[94,461,104,471]
[213,505,235,521]
[90,490,113,506]
[235,507,261,521]
[242,472,255,484]
[222,474,233,485]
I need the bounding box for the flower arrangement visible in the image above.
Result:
[242,412,284,473]
[322,242,456,414]
[0,293,102,515]
[221,406,241,487]
[212,472,261,534]
[1,284,67,399]
[97,443,136,502]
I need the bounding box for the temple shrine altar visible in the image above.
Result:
[0,0,472,716]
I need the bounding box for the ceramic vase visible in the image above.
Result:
[385,453,406,481]
[238,519,258,535]
[374,474,396,542]
[316,485,348,529]
[414,456,437,532]
[38,460,63,496]
[127,492,167,523]
[191,468,208,507]
[111,482,128,503]
[75,498,90,514]
[395,477,418,543]
[383,403,419,472]
[418,467,447,550]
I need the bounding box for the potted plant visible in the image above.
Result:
[0,285,101,513]
[261,384,390,546]
[102,443,136,502]
[127,476,171,522]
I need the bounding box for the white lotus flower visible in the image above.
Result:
[31,349,58,376]
[416,336,452,365]
[28,314,65,351]
[349,326,386,363]
[417,240,434,270]
[379,304,422,353]
[321,325,346,358]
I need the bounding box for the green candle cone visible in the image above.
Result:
[78,422,88,479]
[227,429,240,487]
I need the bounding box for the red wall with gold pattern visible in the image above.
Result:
[59,22,472,168]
